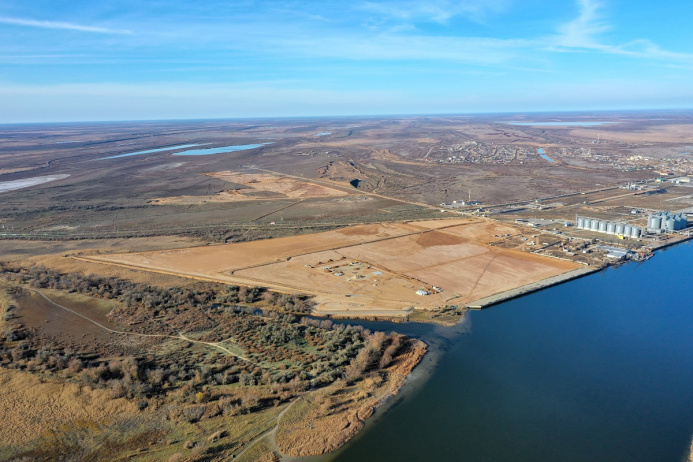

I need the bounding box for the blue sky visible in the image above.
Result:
[1,0,692,122]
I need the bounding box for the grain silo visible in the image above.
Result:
[577,217,586,229]
[676,214,688,230]
[624,225,632,236]
[591,219,600,231]
[649,215,662,230]
[630,226,641,238]
[598,221,608,232]
[615,223,625,235]
[606,222,616,234]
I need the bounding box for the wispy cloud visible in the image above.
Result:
[0,0,691,122]
[267,33,530,64]
[134,1,690,67]
[553,0,609,49]
[0,16,132,35]
[358,0,509,24]
[549,0,693,62]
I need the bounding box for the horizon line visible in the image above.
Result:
[2,107,693,126]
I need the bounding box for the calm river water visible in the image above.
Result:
[326,241,693,462]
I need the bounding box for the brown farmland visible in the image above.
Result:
[85,218,580,318]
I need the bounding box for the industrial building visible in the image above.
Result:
[647,212,688,233]
[575,216,642,238]
[596,245,632,260]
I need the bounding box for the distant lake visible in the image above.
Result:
[505,121,616,127]
[315,132,332,136]
[328,241,693,462]
[104,144,204,159]
[172,143,270,156]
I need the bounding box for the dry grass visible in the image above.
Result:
[570,124,693,143]
[0,368,294,461]
[0,369,137,447]
[235,438,279,462]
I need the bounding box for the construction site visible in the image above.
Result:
[81,218,583,318]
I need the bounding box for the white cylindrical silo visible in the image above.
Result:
[649,215,662,230]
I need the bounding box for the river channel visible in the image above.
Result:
[319,241,693,462]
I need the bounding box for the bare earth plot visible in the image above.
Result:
[84,218,581,318]
[149,171,352,205]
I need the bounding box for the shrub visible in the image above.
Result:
[181,405,206,423]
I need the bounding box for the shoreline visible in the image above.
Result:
[272,338,429,460]
[286,238,693,460]
[466,233,692,310]
[466,266,599,310]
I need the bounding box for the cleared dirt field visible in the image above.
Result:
[148,171,354,205]
[213,171,349,198]
[85,218,580,317]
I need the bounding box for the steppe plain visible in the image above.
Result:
[2,111,693,461]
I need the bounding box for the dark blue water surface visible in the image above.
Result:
[331,242,693,462]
